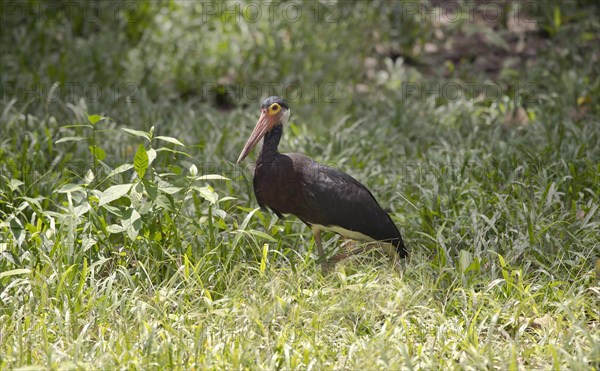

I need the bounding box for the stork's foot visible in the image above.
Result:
[331,243,373,262]
[313,234,400,273]
[331,241,401,264]
[320,259,336,274]
[328,238,360,263]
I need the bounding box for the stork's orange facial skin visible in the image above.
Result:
[236,101,289,164]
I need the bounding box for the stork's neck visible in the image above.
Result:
[259,124,283,161]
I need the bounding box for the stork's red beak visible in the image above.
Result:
[236,109,278,164]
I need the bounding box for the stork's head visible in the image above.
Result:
[236,96,290,164]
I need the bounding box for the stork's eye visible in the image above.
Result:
[269,103,281,114]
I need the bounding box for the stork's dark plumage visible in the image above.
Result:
[237,96,407,268]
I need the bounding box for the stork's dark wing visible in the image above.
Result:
[288,153,407,256]
[253,169,285,219]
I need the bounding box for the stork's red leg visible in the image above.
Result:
[312,226,334,273]
[311,227,321,257]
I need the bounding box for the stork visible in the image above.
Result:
[237,96,407,269]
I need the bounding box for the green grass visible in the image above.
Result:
[1,1,599,369]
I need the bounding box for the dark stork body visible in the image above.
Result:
[237,96,407,267]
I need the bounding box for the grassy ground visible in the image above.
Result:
[1,1,599,369]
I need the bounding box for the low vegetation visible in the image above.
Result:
[1,1,598,369]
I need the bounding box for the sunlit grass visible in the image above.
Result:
[1,1,599,369]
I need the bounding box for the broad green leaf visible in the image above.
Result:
[498,254,506,268]
[108,164,134,178]
[580,204,597,227]
[142,179,158,200]
[0,268,31,279]
[194,174,230,181]
[122,128,150,141]
[134,143,149,179]
[81,234,97,252]
[213,208,226,219]
[55,136,87,144]
[8,217,25,247]
[74,203,90,217]
[147,148,157,166]
[84,169,95,184]
[89,146,106,161]
[154,194,173,211]
[98,183,133,206]
[130,182,144,209]
[106,224,126,234]
[155,136,185,146]
[465,258,481,274]
[155,147,192,158]
[21,198,43,214]
[56,184,85,194]
[8,179,24,192]
[100,203,121,216]
[87,114,104,125]
[157,179,181,195]
[193,185,218,204]
[459,250,472,274]
[121,207,142,241]
[161,186,182,195]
